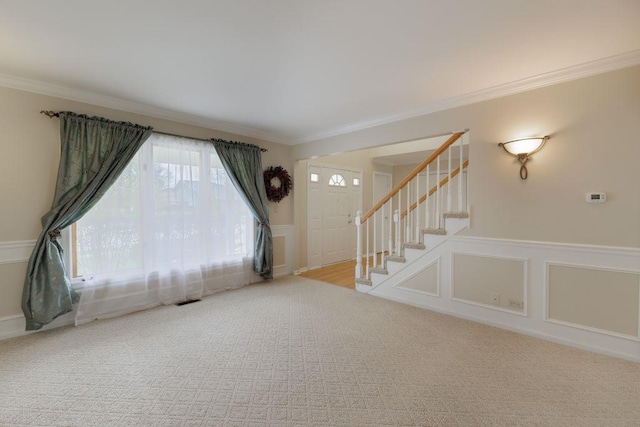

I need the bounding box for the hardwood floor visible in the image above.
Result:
[299,260,357,289]
[299,253,387,289]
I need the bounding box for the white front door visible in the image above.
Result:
[307,164,362,268]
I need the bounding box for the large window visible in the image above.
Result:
[73,133,254,280]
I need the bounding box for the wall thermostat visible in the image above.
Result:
[586,193,606,203]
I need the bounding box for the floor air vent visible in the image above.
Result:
[175,299,201,306]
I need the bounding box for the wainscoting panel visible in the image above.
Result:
[370,235,640,362]
[271,225,294,278]
[395,258,439,296]
[273,235,286,267]
[0,262,28,318]
[546,262,640,339]
[452,252,526,315]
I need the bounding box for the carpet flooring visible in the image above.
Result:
[1,276,639,426]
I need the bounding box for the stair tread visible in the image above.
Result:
[443,212,470,219]
[423,228,447,235]
[355,278,372,286]
[385,255,406,263]
[371,267,388,275]
[403,242,426,250]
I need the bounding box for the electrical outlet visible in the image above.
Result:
[508,299,524,309]
[490,293,500,305]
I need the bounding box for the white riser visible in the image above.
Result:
[386,259,405,275]
[366,217,470,289]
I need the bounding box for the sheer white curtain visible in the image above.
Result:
[73,134,257,325]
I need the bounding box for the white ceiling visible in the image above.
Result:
[1,1,639,144]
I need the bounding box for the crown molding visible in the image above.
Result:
[2,49,639,146]
[0,74,285,144]
[294,49,640,144]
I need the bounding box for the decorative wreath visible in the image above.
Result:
[263,166,292,203]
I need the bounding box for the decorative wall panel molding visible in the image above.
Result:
[370,235,640,362]
[451,252,527,316]
[271,225,295,278]
[545,262,640,340]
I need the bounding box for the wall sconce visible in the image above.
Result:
[498,136,549,180]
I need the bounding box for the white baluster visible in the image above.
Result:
[365,218,370,277]
[466,154,470,212]
[415,175,420,242]
[388,199,393,258]
[436,155,441,229]
[394,209,400,256]
[381,202,385,259]
[373,210,377,269]
[398,189,402,248]
[406,183,410,242]
[458,133,464,212]
[447,145,452,213]
[425,164,430,229]
[355,211,362,279]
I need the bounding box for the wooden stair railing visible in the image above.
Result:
[360,132,464,223]
[400,159,469,220]
[354,131,468,284]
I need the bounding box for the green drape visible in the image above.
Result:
[212,139,273,279]
[22,112,153,330]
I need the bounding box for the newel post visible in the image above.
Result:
[355,211,362,279]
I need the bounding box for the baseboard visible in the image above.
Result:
[367,235,640,363]
[0,312,75,341]
[0,315,26,340]
[273,270,293,279]
[369,291,640,363]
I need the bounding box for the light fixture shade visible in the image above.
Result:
[500,137,546,156]
[498,135,549,180]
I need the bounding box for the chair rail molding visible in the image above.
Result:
[0,240,35,265]
[369,234,640,362]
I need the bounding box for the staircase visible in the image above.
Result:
[354,131,469,292]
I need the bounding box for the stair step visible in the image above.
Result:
[423,228,447,235]
[371,267,388,275]
[355,278,372,286]
[443,212,470,219]
[385,255,406,263]
[403,242,426,250]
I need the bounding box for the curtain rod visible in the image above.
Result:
[40,110,268,152]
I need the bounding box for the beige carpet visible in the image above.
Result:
[1,276,639,426]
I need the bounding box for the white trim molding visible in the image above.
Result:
[2,51,639,146]
[295,49,640,144]
[0,74,283,144]
[395,256,440,298]
[369,234,640,362]
[544,261,640,342]
[450,251,528,317]
[0,240,35,265]
[0,312,75,342]
[271,225,295,278]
